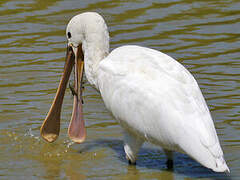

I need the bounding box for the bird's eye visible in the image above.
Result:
[67,32,72,39]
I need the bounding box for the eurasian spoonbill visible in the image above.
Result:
[40,12,229,172]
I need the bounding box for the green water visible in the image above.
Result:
[0,0,239,179]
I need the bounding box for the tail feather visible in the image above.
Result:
[208,143,230,172]
[180,135,229,173]
[213,156,230,173]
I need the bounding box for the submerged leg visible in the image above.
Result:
[164,149,173,169]
[123,130,144,165]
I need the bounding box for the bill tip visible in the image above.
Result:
[41,133,58,143]
[69,136,86,144]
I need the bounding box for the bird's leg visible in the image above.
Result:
[123,130,144,165]
[164,149,173,170]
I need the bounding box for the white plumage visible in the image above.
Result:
[66,12,229,172]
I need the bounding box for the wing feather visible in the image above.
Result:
[98,45,225,168]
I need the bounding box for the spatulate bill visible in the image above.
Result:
[40,46,75,143]
[68,44,86,143]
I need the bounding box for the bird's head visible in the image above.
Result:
[40,13,93,144]
[40,12,109,144]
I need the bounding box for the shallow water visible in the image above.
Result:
[0,0,240,179]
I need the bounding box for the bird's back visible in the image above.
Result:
[97,45,229,172]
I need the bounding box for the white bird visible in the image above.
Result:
[40,12,229,172]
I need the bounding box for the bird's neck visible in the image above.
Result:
[82,30,109,90]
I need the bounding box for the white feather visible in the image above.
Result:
[67,12,229,172]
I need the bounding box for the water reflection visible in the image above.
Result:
[124,165,174,180]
